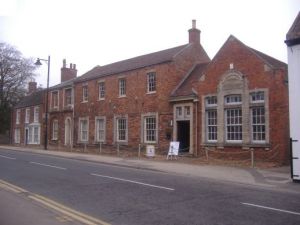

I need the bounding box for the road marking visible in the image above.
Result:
[0,179,110,225]
[29,161,66,170]
[241,202,300,216]
[29,194,110,225]
[0,154,16,160]
[91,173,175,191]
[0,179,27,193]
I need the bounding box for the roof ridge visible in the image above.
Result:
[221,35,286,69]
[76,44,190,83]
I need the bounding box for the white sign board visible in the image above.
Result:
[167,142,179,159]
[146,145,155,157]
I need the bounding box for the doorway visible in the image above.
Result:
[177,121,190,152]
[25,128,29,145]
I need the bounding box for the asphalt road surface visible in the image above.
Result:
[0,148,300,225]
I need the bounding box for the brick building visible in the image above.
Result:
[12,81,45,147]
[11,21,289,165]
[48,59,77,149]
[171,35,289,164]
[72,20,210,151]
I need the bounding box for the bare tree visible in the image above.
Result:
[0,42,37,134]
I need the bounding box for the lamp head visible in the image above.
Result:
[34,58,42,66]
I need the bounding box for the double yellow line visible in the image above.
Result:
[0,179,110,225]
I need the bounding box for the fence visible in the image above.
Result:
[204,144,280,167]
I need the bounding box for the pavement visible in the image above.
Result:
[0,145,299,193]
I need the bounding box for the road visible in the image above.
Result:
[0,148,300,225]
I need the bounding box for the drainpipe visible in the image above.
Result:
[71,84,75,151]
[195,100,198,157]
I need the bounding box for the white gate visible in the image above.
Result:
[291,139,300,181]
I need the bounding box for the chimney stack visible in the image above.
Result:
[188,19,201,44]
[61,59,77,83]
[28,80,37,95]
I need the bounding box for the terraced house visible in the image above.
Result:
[11,21,289,165]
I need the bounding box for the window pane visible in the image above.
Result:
[34,107,39,122]
[225,95,242,105]
[145,117,156,142]
[65,89,72,106]
[206,96,217,106]
[176,107,182,118]
[82,86,88,102]
[119,79,126,96]
[80,119,88,141]
[99,82,105,99]
[252,107,266,141]
[207,110,217,141]
[226,108,242,141]
[251,91,264,102]
[117,118,127,141]
[97,119,105,142]
[147,72,156,92]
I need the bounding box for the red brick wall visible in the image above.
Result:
[12,103,45,147]
[73,44,206,151]
[197,37,289,165]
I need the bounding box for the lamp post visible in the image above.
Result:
[35,56,50,150]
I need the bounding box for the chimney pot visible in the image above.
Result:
[192,19,196,29]
[73,64,76,70]
[63,59,66,68]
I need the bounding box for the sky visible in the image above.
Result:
[0,0,299,87]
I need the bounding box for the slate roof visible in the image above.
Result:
[286,12,300,42]
[170,63,208,99]
[49,76,77,90]
[76,44,195,83]
[15,90,44,109]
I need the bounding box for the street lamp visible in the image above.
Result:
[35,56,50,150]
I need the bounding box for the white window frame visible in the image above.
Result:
[184,106,191,118]
[119,78,126,97]
[25,108,30,124]
[206,110,217,142]
[205,96,217,107]
[34,106,39,123]
[250,91,265,103]
[115,117,127,142]
[14,128,20,144]
[147,72,156,93]
[82,85,88,102]
[176,106,183,119]
[52,119,59,140]
[144,116,157,144]
[28,125,40,144]
[251,106,266,143]
[225,94,242,105]
[95,116,106,142]
[79,117,89,142]
[64,88,73,107]
[16,109,20,125]
[98,81,105,100]
[51,91,59,109]
[225,108,242,143]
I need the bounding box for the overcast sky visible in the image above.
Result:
[0,0,299,87]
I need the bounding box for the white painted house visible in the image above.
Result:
[286,12,300,181]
